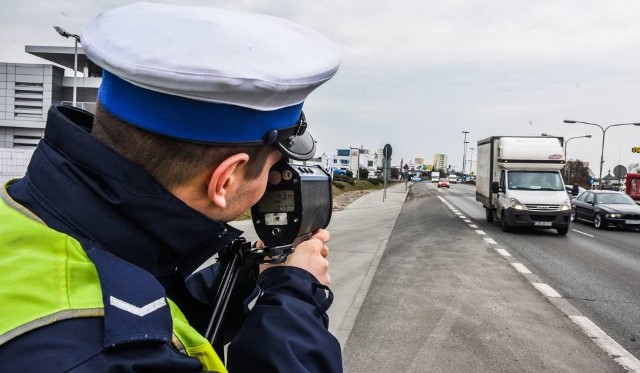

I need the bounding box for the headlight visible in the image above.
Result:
[605,213,622,218]
[510,198,525,210]
[560,198,571,211]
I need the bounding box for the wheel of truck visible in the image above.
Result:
[485,208,494,222]
[594,214,604,229]
[500,210,511,232]
[557,227,569,235]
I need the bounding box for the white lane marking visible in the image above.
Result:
[475,230,486,235]
[484,238,497,245]
[572,229,595,238]
[570,316,640,372]
[495,248,511,257]
[532,283,561,298]
[511,263,532,274]
[458,215,467,219]
[469,224,478,229]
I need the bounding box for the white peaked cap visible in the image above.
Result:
[81,2,340,110]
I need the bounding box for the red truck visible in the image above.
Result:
[626,173,640,202]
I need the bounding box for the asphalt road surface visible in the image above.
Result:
[342,182,625,373]
[442,183,640,360]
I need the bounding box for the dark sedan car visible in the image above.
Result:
[571,190,640,230]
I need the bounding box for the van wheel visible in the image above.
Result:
[485,208,494,222]
[557,227,569,235]
[501,210,511,232]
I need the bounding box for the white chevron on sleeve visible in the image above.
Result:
[109,296,167,317]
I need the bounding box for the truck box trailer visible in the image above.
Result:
[476,136,573,235]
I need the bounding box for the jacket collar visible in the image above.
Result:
[11,105,242,277]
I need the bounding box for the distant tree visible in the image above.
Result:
[359,167,369,179]
[563,160,590,188]
[346,169,353,178]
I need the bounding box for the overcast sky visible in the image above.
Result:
[2,0,640,175]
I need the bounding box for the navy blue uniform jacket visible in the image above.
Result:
[0,105,342,372]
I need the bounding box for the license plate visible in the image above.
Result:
[534,221,553,227]
[625,220,640,225]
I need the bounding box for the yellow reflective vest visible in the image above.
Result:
[0,186,226,372]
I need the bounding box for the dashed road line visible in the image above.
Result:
[570,316,640,372]
[495,248,511,257]
[572,229,595,238]
[469,224,478,229]
[532,283,561,298]
[474,230,486,235]
[511,263,532,274]
[483,238,497,245]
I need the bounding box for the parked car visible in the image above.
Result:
[437,178,450,188]
[571,190,640,229]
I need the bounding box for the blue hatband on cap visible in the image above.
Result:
[99,71,303,144]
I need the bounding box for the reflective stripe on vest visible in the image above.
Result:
[0,183,227,372]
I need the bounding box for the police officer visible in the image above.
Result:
[0,3,341,372]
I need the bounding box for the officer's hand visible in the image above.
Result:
[259,229,331,286]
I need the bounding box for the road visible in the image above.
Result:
[443,182,640,360]
[342,182,626,373]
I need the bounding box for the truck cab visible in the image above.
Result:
[493,169,571,234]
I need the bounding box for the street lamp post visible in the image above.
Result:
[563,134,592,184]
[54,26,80,107]
[563,120,640,184]
[563,134,592,161]
[468,147,475,175]
[462,131,469,182]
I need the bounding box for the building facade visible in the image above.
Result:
[0,63,64,148]
[1,46,101,150]
[433,153,447,171]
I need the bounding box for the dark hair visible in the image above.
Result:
[91,103,274,189]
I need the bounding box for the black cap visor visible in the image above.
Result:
[264,112,316,161]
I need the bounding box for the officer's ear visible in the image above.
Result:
[207,153,250,208]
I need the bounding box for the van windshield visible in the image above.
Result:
[507,171,564,191]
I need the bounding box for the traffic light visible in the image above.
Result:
[633,146,640,153]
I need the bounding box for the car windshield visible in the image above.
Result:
[596,193,636,205]
[507,171,564,191]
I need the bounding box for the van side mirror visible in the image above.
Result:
[491,181,501,193]
[571,183,579,196]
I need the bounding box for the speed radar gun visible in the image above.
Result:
[205,159,332,349]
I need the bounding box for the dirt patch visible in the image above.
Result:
[333,190,376,211]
